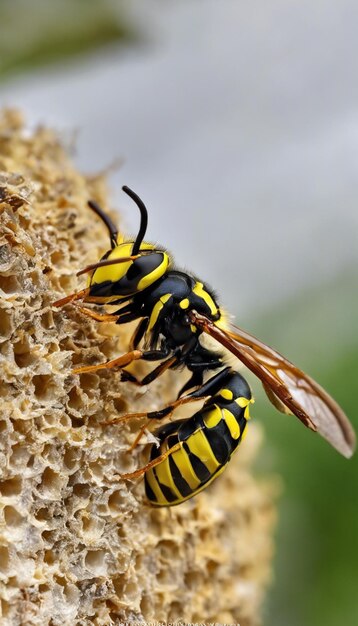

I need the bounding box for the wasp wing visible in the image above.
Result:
[191,312,356,458]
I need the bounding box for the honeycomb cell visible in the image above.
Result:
[84,550,108,577]
[38,467,67,499]
[3,506,24,527]
[0,476,22,497]
[0,274,21,295]
[0,546,10,574]
[63,448,82,472]
[0,308,12,339]
[32,374,58,401]
[108,489,127,514]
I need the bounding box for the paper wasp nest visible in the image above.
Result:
[0,110,276,625]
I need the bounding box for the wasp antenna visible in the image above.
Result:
[87,200,118,249]
[122,186,148,255]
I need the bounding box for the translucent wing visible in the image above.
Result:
[190,312,356,458]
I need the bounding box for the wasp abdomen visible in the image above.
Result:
[144,371,253,506]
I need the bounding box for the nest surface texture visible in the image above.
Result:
[0,110,276,626]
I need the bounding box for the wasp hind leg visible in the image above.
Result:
[110,373,228,454]
[108,394,207,428]
[119,442,181,480]
[114,366,232,426]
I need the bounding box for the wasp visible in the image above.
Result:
[54,186,356,506]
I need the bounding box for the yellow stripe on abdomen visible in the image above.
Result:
[186,429,220,475]
[153,458,182,500]
[145,468,168,506]
[222,408,241,440]
[203,406,222,429]
[171,448,201,491]
[148,462,228,507]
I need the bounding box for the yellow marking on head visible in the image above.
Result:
[171,448,200,491]
[219,388,234,401]
[187,430,220,475]
[90,243,152,287]
[222,408,241,439]
[145,469,167,506]
[137,251,170,291]
[193,281,218,316]
[148,293,171,331]
[179,298,190,309]
[190,324,197,334]
[203,406,222,429]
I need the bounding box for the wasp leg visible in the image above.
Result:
[119,442,182,480]
[74,305,120,323]
[53,288,90,307]
[142,354,177,384]
[129,317,149,351]
[102,355,181,426]
[177,344,224,396]
[72,345,172,375]
[117,367,233,424]
[104,394,205,426]
[177,370,204,398]
[123,366,232,421]
[104,345,202,424]
[72,349,143,374]
[126,420,152,452]
[127,317,178,381]
[120,353,178,388]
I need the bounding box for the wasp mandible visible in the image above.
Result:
[54,186,356,506]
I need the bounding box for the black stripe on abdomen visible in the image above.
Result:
[203,427,230,465]
[183,442,211,483]
[169,455,192,497]
[154,472,178,503]
[144,475,157,502]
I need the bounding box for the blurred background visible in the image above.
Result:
[0,1,357,624]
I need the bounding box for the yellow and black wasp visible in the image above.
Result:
[54,186,356,507]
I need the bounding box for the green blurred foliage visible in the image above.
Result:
[0,0,131,80]
[249,269,358,626]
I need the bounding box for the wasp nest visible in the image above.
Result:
[0,109,276,626]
